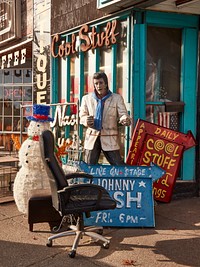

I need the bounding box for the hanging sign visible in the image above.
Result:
[126,119,196,203]
[79,161,165,227]
[0,0,21,45]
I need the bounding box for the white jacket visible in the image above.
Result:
[79,92,130,151]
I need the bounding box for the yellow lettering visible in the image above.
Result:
[143,151,151,164]
[167,158,176,169]
[140,122,145,129]
[146,139,154,150]
[160,130,167,138]
[154,128,161,135]
[173,133,179,141]
[161,172,172,187]
[173,146,179,157]
[162,156,170,168]
[161,190,167,198]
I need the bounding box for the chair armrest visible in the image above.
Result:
[64,172,94,184]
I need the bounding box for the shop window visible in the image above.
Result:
[4,87,13,101]
[0,70,2,83]
[60,57,67,103]
[14,117,20,131]
[116,21,128,100]
[100,48,112,79]
[0,117,2,131]
[0,68,33,152]
[4,102,12,115]
[4,117,12,131]
[70,54,80,111]
[14,102,21,116]
[23,69,32,83]
[13,87,23,101]
[13,70,23,83]
[84,49,96,94]
[56,18,130,162]
[0,86,3,100]
[146,26,181,129]
[23,87,32,101]
[4,70,12,83]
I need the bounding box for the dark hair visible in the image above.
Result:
[93,72,109,90]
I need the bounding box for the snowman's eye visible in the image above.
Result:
[37,124,40,127]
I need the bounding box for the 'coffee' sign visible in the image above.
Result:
[0,48,26,69]
[51,20,119,58]
[126,119,196,203]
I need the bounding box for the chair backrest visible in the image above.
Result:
[40,130,68,211]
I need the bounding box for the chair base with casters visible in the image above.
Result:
[40,129,117,258]
[28,194,62,232]
[46,213,109,258]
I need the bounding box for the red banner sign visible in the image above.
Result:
[126,119,196,202]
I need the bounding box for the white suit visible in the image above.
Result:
[80,92,130,151]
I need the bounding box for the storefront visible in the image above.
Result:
[0,0,33,152]
[0,0,50,153]
[0,44,33,151]
[51,6,199,187]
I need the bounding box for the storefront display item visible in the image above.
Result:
[13,104,53,214]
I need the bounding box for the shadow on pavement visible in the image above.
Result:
[0,239,115,267]
[154,237,200,266]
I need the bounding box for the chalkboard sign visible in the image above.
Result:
[79,161,165,227]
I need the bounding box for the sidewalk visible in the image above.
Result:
[0,197,200,267]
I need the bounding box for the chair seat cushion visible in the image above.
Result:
[59,185,116,214]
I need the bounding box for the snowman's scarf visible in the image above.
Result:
[28,135,39,141]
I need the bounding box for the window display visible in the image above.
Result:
[0,68,33,152]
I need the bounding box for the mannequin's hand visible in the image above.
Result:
[119,117,131,126]
[87,116,94,127]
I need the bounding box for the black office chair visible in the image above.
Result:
[40,130,116,258]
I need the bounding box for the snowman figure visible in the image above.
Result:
[13,104,54,214]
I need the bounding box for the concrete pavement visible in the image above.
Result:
[0,197,200,267]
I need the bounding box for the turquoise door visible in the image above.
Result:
[133,11,199,181]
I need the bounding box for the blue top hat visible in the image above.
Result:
[26,104,54,122]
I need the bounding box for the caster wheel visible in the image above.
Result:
[69,250,76,258]
[46,240,52,247]
[102,242,109,249]
[97,229,103,235]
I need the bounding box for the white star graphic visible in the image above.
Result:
[139,181,146,188]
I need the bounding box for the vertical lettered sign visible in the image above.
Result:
[33,0,51,104]
[126,119,196,203]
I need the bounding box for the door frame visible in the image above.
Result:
[133,11,199,181]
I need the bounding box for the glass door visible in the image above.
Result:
[146,26,182,132]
